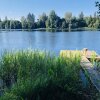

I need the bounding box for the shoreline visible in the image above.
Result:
[0,28,100,32]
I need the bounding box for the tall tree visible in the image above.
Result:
[94,19,100,28]
[10,20,16,29]
[39,13,47,22]
[38,13,47,28]
[65,12,72,22]
[62,21,67,29]
[21,16,28,29]
[46,19,50,28]
[27,13,35,29]
[71,17,78,29]
[10,20,14,29]
[4,16,9,29]
[46,10,58,28]
[79,12,84,20]
[78,12,86,28]
[65,12,72,31]
[95,1,100,16]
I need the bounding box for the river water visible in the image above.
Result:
[0,31,100,55]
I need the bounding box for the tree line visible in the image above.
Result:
[0,10,100,30]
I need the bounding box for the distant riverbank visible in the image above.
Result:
[0,27,100,32]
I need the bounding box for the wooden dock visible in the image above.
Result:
[60,49,100,92]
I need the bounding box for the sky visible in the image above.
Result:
[0,0,99,20]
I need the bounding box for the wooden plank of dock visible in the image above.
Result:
[80,56,100,92]
[60,49,100,92]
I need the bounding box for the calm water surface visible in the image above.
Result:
[0,31,100,55]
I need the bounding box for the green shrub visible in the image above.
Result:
[0,93,21,100]
[0,50,87,100]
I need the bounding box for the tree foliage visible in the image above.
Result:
[95,1,100,16]
[27,13,35,29]
[0,9,100,30]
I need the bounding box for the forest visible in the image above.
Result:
[0,10,100,30]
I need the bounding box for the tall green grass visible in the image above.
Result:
[89,52,100,72]
[0,50,89,100]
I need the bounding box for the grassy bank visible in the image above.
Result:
[0,50,98,100]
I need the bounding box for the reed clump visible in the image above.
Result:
[0,50,90,100]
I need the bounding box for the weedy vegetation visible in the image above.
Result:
[89,52,100,72]
[0,50,98,100]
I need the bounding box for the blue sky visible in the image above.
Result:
[0,0,98,20]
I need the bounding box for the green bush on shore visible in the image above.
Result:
[0,50,89,100]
